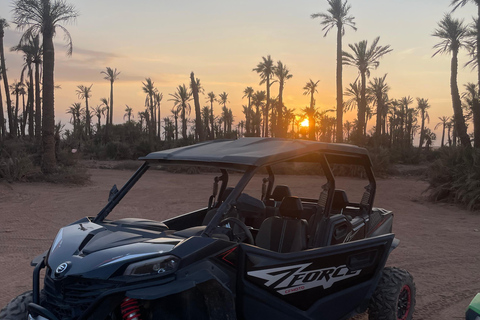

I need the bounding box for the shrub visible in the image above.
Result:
[426,147,480,211]
[0,140,37,182]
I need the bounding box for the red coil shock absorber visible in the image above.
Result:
[120,297,143,320]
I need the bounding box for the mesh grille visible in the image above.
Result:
[43,272,121,319]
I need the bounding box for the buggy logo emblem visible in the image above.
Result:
[56,262,68,274]
[248,263,361,295]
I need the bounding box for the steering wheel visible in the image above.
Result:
[219,217,254,245]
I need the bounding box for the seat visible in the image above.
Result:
[264,185,292,218]
[332,190,349,213]
[203,187,235,225]
[256,196,308,253]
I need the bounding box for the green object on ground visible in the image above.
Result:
[467,293,480,320]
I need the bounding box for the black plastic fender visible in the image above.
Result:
[126,260,236,320]
[126,260,234,300]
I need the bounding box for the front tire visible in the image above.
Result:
[0,290,33,320]
[368,267,416,320]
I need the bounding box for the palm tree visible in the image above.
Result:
[76,84,93,137]
[416,98,430,150]
[452,0,480,92]
[312,0,356,143]
[303,79,320,140]
[169,84,192,139]
[218,92,229,135]
[398,96,414,147]
[344,120,353,141]
[121,105,131,122]
[155,92,163,139]
[10,81,25,136]
[367,74,389,145]
[462,83,480,147]
[344,80,361,117]
[432,14,471,147]
[13,0,78,173]
[253,55,274,137]
[142,78,158,138]
[273,61,293,137]
[93,105,105,133]
[101,67,120,125]
[189,72,204,141]
[0,18,13,137]
[251,90,266,137]
[201,106,211,139]
[206,92,216,139]
[12,34,42,138]
[343,37,392,140]
[435,116,450,147]
[100,97,109,115]
[171,107,179,141]
[0,71,5,139]
[66,102,84,138]
[242,87,254,136]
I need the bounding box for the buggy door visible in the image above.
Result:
[237,234,395,320]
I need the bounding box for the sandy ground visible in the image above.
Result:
[1,167,480,319]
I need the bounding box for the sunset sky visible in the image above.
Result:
[0,0,478,141]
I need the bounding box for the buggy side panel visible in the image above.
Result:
[238,234,395,320]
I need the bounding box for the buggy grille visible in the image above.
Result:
[43,272,122,319]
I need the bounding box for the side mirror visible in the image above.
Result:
[108,184,119,202]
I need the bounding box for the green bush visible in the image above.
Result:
[0,140,37,182]
[426,147,480,211]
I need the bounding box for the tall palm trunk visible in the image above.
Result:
[42,32,56,173]
[149,95,155,146]
[309,91,315,140]
[441,123,446,147]
[475,4,480,147]
[358,71,367,138]
[0,80,4,138]
[210,102,215,140]
[451,49,471,147]
[85,96,90,137]
[28,66,34,137]
[473,98,480,148]
[181,104,187,139]
[190,72,204,141]
[14,89,20,136]
[419,112,425,149]
[375,99,383,145]
[174,112,178,141]
[0,35,13,136]
[277,83,284,138]
[157,101,161,140]
[336,21,344,142]
[265,78,270,137]
[109,80,114,125]
[35,61,41,140]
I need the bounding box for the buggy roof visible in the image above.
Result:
[140,138,371,169]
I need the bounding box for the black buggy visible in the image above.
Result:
[1,138,415,320]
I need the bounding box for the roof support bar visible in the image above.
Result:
[94,162,150,223]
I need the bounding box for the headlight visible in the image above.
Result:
[123,255,180,276]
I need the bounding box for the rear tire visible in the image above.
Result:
[0,291,33,320]
[368,267,416,320]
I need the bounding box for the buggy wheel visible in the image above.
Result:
[0,290,33,320]
[368,267,416,320]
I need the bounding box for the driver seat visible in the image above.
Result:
[256,196,308,253]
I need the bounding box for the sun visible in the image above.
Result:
[300,118,310,127]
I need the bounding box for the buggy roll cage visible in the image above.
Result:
[93,149,377,246]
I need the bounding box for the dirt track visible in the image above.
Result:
[1,168,479,319]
